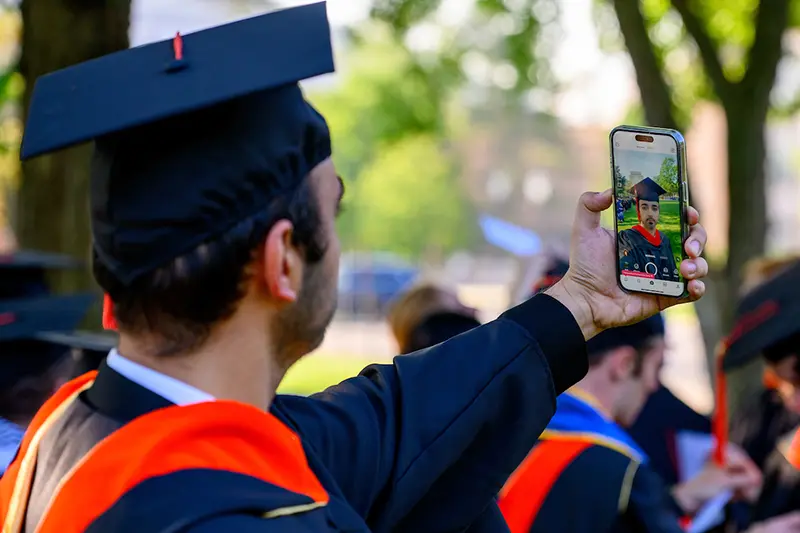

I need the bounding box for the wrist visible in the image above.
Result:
[545,278,598,341]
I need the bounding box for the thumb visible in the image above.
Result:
[574,189,613,232]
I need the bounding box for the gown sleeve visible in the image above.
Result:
[274,294,589,532]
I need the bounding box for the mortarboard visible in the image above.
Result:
[21,2,335,292]
[0,250,82,300]
[712,260,800,465]
[0,294,97,388]
[719,261,800,372]
[0,294,96,342]
[630,177,667,203]
[587,313,666,357]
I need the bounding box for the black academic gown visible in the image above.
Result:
[512,444,685,533]
[618,227,679,282]
[18,294,587,532]
[730,388,800,471]
[748,428,800,527]
[628,385,711,487]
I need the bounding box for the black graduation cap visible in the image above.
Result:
[0,294,96,342]
[0,294,97,388]
[711,261,800,467]
[587,313,665,357]
[629,177,667,203]
[21,2,335,286]
[721,261,800,372]
[0,250,82,300]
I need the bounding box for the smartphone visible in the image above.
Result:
[610,125,689,298]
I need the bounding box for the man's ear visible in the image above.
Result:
[607,346,637,382]
[262,219,303,303]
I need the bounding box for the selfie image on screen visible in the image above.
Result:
[614,134,684,296]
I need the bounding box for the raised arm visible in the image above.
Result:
[274,191,709,532]
[274,293,587,531]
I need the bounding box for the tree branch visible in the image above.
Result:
[611,0,679,129]
[670,0,732,106]
[741,0,791,108]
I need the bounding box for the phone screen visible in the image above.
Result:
[612,129,686,298]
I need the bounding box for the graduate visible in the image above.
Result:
[498,315,763,533]
[728,256,800,472]
[618,178,679,282]
[0,250,96,472]
[0,4,709,532]
[0,295,99,473]
[713,261,800,530]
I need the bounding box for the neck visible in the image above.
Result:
[637,222,657,237]
[118,305,282,411]
[573,372,617,420]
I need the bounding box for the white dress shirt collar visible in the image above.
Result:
[106,349,215,406]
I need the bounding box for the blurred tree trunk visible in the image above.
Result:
[611,0,789,417]
[17,0,130,303]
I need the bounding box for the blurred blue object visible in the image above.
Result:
[478,215,542,257]
[337,257,418,319]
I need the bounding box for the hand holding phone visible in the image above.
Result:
[610,126,690,298]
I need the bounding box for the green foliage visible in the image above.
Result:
[345,134,474,258]
[614,165,628,192]
[371,0,557,96]
[655,156,679,194]
[595,0,798,131]
[308,26,474,260]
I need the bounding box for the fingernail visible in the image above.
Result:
[689,240,701,256]
[685,262,696,275]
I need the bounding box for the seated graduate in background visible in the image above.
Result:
[498,315,763,533]
[0,251,97,473]
[728,256,800,472]
[618,178,679,283]
[715,260,800,530]
[0,295,99,473]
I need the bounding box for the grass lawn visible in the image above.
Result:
[278,353,378,396]
[618,199,683,266]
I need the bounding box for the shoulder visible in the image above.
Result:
[87,469,330,533]
[618,229,641,245]
[530,444,640,532]
[535,441,639,503]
